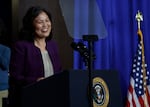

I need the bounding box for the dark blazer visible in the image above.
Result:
[9,40,62,86]
[0,44,10,90]
[9,40,62,107]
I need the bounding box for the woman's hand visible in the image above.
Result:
[37,77,45,81]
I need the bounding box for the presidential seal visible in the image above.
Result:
[92,77,109,107]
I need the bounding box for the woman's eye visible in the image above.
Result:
[37,21,43,24]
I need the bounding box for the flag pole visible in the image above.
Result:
[135,10,148,107]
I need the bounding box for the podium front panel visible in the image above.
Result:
[21,70,123,107]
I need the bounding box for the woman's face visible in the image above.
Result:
[33,11,51,39]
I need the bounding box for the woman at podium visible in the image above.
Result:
[8,6,62,107]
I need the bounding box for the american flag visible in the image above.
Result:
[126,29,150,107]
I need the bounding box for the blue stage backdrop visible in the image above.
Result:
[60,0,150,106]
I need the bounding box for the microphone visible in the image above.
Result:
[70,42,79,50]
[71,42,89,59]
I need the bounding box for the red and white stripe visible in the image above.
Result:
[126,77,150,107]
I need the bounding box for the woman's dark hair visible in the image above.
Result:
[19,6,53,41]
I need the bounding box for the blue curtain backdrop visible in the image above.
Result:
[71,0,150,105]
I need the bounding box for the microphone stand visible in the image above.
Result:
[83,35,98,107]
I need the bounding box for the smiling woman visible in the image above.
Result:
[33,12,52,39]
[33,11,52,51]
[8,6,62,107]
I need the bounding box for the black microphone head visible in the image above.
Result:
[78,42,87,50]
[70,42,78,50]
[70,42,89,59]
